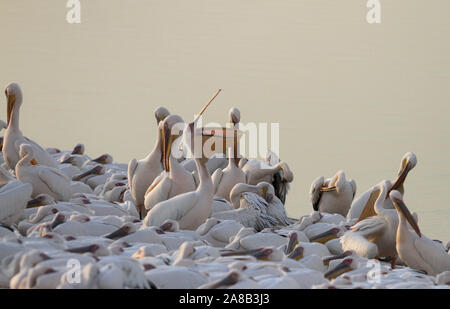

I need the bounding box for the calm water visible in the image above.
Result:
[1,1,449,241]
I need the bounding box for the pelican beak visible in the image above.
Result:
[66,244,99,254]
[261,186,268,200]
[61,157,73,165]
[285,232,298,254]
[27,198,44,208]
[103,225,130,240]
[309,228,340,244]
[71,145,83,155]
[320,186,337,193]
[163,122,172,172]
[92,155,107,164]
[202,271,239,289]
[324,258,354,280]
[392,198,422,237]
[322,251,353,266]
[0,137,3,151]
[159,221,173,232]
[72,165,103,181]
[389,160,412,194]
[6,93,15,125]
[49,214,66,229]
[287,246,304,261]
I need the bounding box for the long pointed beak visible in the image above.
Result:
[287,246,304,261]
[103,226,130,239]
[6,94,15,125]
[388,161,411,196]
[221,248,272,260]
[320,186,337,192]
[163,124,171,172]
[392,199,422,237]
[72,166,103,181]
[66,244,99,254]
[322,251,353,266]
[61,157,73,165]
[201,271,239,289]
[285,233,298,254]
[49,214,66,229]
[324,258,354,280]
[27,198,44,208]
[309,228,339,244]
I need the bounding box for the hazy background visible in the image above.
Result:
[1,1,449,240]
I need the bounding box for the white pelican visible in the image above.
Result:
[196,218,244,247]
[0,180,33,226]
[128,106,169,215]
[211,107,245,202]
[390,190,450,276]
[143,115,196,212]
[347,152,417,220]
[3,83,58,170]
[341,181,410,266]
[310,170,356,217]
[241,151,293,204]
[15,144,72,201]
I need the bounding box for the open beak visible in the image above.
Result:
[324,258,354,280]
[287,246,304,261]
[388,160,412,195]
[392,198,422,237]
[6,93,15,125]
[27,198,44,208]
[285,232,298,254]
[309,228,339,244]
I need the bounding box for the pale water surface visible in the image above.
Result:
[0,1,449,240]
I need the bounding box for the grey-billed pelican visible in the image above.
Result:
[347,152,417,220]
[241,151,293,204]
[2,83,58,170]
[15,144,72,201]
[143,115,196,212]
[341,180,410,266]
[390,190,450,276]
[310,170,356,217]
[128,106,169,216]
[211,107,245,202]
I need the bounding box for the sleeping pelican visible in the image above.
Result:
[241,151,293,204]
[143,115,196,212]
[310,171,356,217]
[390,190,450,276]
[211,107,245,202]
[128,106,169,215]
[15,144,72,201]
[347,152,417,220]
[341,180,411,266]
[3,83,58,170]
[0,180,33,226]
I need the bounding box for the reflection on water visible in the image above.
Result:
[0,0,449,240]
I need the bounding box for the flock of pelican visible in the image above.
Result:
[0,83,449,289]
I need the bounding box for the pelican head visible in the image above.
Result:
[154,106,170,124]
[162,114,184,171]
[159,219,179,232]
[92,154,113,165]
[389,152,417,194]
[389,190,421,237]
[4,82,23,125]
[27,194,56,208]
[71,144,85,155]
[228,107,240,125]
[257,182,275,203]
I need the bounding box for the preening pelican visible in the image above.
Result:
[347,152,417,220]
[143,115,196,212]
[241,151,293,204]
[128,106,169,215]
[211,107,245,202]
[310,170,356,217]
[341,180,407,265]
[390,190,450,276]
[2,83,58,170]
[15,144,72,201]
